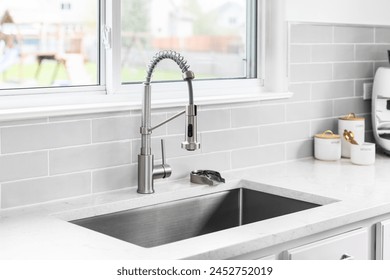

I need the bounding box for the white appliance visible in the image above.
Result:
[372,67,390,155]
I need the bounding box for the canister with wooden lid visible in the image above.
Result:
[314,130,341,161]
[338,113,365,158]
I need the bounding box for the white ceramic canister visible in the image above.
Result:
[314,130,341,161]
[338,113,365,158]
[350,143,376,165]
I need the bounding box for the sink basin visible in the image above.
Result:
[70,188,320,248]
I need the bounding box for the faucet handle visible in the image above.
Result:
[153,139,172,180]
[161,139,167,165]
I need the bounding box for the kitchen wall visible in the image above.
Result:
[0,22,387,209]
[286,0,390,25]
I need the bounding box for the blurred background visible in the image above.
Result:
[0,0,247,89]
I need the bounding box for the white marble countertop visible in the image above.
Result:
[1,154,390,260]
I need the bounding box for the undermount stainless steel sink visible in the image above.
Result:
[70,188,321,248]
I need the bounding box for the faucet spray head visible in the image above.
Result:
[181,104,200,151]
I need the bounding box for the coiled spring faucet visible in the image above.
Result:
[138,50,200,194]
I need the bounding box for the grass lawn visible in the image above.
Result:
[0,61,213,87]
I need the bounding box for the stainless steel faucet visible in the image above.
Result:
[138,50,200,194]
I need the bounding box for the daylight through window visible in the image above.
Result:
[0,0,99,90]
[121,0,256,83]
[0,0,257,93]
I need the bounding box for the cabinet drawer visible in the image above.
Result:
[284,228,370,260]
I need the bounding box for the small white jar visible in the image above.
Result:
[350,143,376,165]
[338,113,365,158]
[314,130,341,161]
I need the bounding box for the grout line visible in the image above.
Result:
[89,120,93,144]
[90,171,93,194]
[290,42,390,46]
[229,108,232,129]
[0,170,95,185]
[47,151,50,176]
[229,151,233,170]
[332,25,335,44]
[0,139,133,156]
[290,60,381,66]
[290,78,375,85]
[309,83,313,101]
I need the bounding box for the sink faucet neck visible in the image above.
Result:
[137,50,200,194]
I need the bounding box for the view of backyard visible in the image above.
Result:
[0,0,246,90]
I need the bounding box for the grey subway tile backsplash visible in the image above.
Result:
[168,152,231,180]
[92,116,139,143]
[355,79,374,97]
[0,118,48,128]
[0,152,48,183]
[286,101,333,122]
[50,141,131,175]
[333,62,374,80]
[201,128,259,153]
[311,45,354,63]
[131,135,202,163]
[1,121,91,154]
[49,111,130,122]
[375,27,390,43]
[286,140,314,161]
[311,81,354,100]
[92,114,166,143]
[0,22,386,209]
[334,98,371,116]
[334,26,374,43]
[288,83,311,102]
[92,165,137,193]
[290,24,333,44]
[167,108,231,135]
[290,45,311,63]
[355,45,390,61]
[259,122,310,145]
[290,63,333,82]
[231,104,285,128]
[310,118,338,136]
[198,109,231,132]
[1,172,91,208]
[231,144,285,169]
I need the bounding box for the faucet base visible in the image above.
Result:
[137,189,154,194]
[137,154,154,194]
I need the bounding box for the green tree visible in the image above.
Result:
[121,0,150,33]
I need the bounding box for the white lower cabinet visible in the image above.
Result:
[283,228,370,260]
[376,219,390,260]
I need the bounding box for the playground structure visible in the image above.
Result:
[0,9,93,88]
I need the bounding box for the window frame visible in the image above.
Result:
[0,0,291,121]
[106,0,264,95]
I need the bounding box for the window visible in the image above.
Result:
[0,0,99,91]
[0,0,261,96]
[120,0,257,83]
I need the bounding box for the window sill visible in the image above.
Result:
[0,80,293,121]
[0,91,293,121]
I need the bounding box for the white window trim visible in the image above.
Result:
[0,0,291,121]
